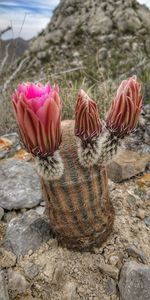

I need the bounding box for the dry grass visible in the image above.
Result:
[0,71,117,136]
[0,89,18,135]
[1,59,149,137]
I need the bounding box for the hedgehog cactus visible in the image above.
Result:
[12,76,143,250]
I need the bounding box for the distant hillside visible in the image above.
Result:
[0,38,29,65]
[9,0,149,84]
[1,0,150,105]
[0,0,150,136]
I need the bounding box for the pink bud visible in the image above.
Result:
[75,89,102,141]
[106,76,143,137]
[12,82,62,157]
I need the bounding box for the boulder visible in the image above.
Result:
[45,29,62,43]
[88,8,113,34]
[0,159,42,210]
[119,261,150,300]
[107,150,150,182]
[5,210,51,257]
[137,7,150,29]
[114,8,141,32]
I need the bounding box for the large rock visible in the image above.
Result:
[29,36,46,53]
[107,150,150,182]
[45,30,62,43]
[0,271,9,300]
[0,159,42,210]
[88,8,113,34]
[119,261,150,300]
[115,8,142,32]
[137,7,150,29]
[37,51,47,60]
[5,210,51,256]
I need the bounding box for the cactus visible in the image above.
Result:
[41,120,114,250]
[12,76,143,251]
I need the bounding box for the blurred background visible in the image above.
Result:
[0,1,149,40]
[0,0,150,133]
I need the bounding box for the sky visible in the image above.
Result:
[0,0,60,40]
[0,0,150,40]
[138,0,150,6]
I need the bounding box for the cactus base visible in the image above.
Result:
[41,120,115,251]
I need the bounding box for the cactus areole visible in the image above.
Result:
[12,77,143,250]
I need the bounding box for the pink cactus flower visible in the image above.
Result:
[12,82,62,157]
[106,76,143,137]
[75,89,102,142]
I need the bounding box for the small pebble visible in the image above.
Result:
[144,216,150,226]
[136,209,145,220]
[105,278,117,296]
[126,244,147,263]
[35,206,45,215]
[0,248,17,268]
[99,263,119,280]
[109,255,120,266]
[8,269,29,294]
[40,201,45,207]
[24,262,39,279]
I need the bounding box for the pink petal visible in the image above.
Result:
[37,120,49,154]
[36,97,59,129]
[29,95,49,113]
[48,121,55,153]
[16,97,27,126]
[52,90,62,109]
[54,84,59,93]
[23,108,38,148]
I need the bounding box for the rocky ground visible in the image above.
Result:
[0,105,150,300]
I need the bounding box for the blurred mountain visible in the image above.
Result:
[3,0,150,86]
[0,38,29,65]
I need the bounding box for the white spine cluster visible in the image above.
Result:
[77,130,123,168]
[77,136,102,168]
[98,131,122,165]
[34,151,64,181]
